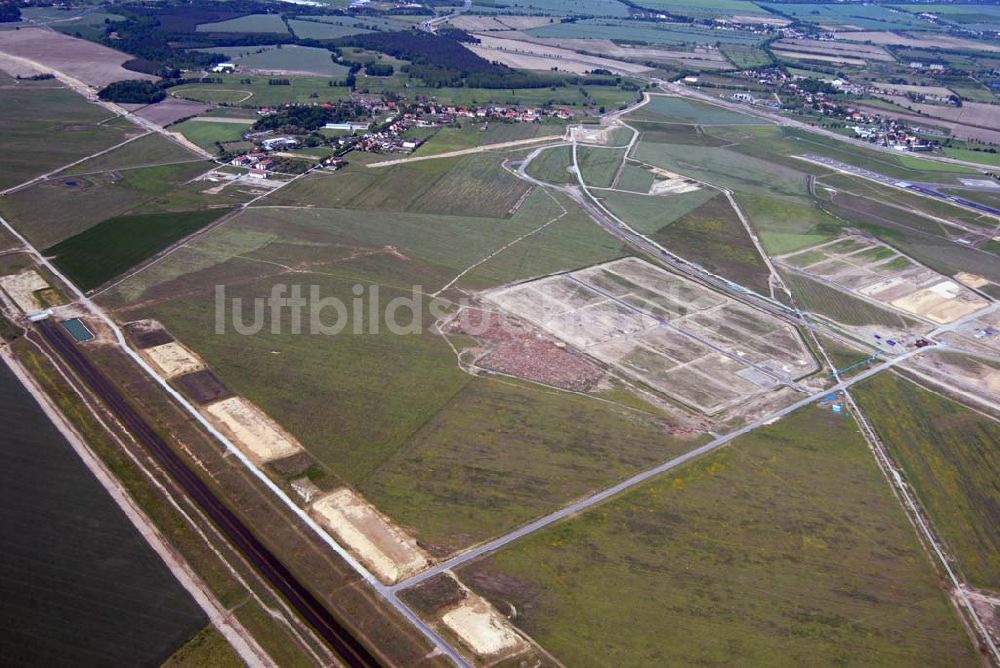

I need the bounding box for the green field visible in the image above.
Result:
[943,148,1000,167]
[170,119,251,152]
[169,75,351,107]
[286,18,371,39]
[0,83,136,191]
[601,187,714,232]
[46,208,231,291]
[854,372,1000,590]
[525,18,764,45]
[195,13,289,33]
[654,193,771,294]
[524,145,575,185]
[782,270,921,329]
[474,0,629,16]
[264,151,530,219]
[629,0,767,16]
[66,134,203,175]
[761,3,927,29]
[632,95,767,125]
[411,120,563,157]
[577,146,626,188]
[96,192,684,553]
[457,404,974,666]
[194,44,349,76]
[162,626,244,668]
[362,377,700,552]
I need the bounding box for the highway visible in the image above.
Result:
[392,344,931,592]
[34,319,382,668]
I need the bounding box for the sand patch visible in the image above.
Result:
[956,273,989,289]
[144,341,205,378]
[441,594,528,658]
[0,270,50,314]
[311,488,429,584]
[205,396,303,463]
[646,166,700,196]
[891,281,988,324]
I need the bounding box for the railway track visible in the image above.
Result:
[36,319,381,668]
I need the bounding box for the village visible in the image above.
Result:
[223,94,576,178]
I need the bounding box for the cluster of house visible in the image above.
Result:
[229,152,278,178]
[850,119,937,151]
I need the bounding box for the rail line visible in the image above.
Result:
[35,319,381,668]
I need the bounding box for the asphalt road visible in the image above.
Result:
[35,320,382,668]
[799,154,1000,219]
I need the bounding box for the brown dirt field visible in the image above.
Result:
[879,97,1000,130]
[773,38,893,61]
[466,35,652,75]
[125,319,175,349]
[173,369,232,405]
[834,30,1000,53]
[0,28,157,88]
[135,98,213,127]
[449,307,605,392]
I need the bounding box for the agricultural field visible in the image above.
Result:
[169,74,351,107]
[0,363,206,666]
[410,119,564,157]
[46,208,232,291]
[472,0,629,17]
[630,95,765,126]
[853,372,1000,590]
[195,13,288,34]
[625,0,769,17]
[0,27,156,88]
[0,81,138,191]
[169,118,252,153]
[66,133,204,175]
[653,193,771,294]
[457,404,975,666]
[193,45,350,76]
[0,160,215,248]
[524,18,765,46]
[760,3,927,29]
[95,201,701,555]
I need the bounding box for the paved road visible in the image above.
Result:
[799,154,1000,219]
[34,319,382,668]
[393,344,930,592]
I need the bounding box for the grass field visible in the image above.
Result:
[761,3,927,29]
[361,377,700,552]
[286,18,371,40]
[410,120,564,157]
[162,626,243,668]
[782,271,921,329]
[457,404,974,666]
[653,193,771,294]
[577,146,626,188]
[195,13,289,33]
[170,119,250,153]
[524,145,575,185]
[944,148,1000,167]
[264,151,530,219]
[66,134,203,175]
[600,187,715,233]
[169,74,351,107]
[853,372,1000,590]
[46,208,231,291]
[525,18,764,45]
[193,44,350,76]
[0,161,214,248]
[630,95,767,125]
[0,82,136,191]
